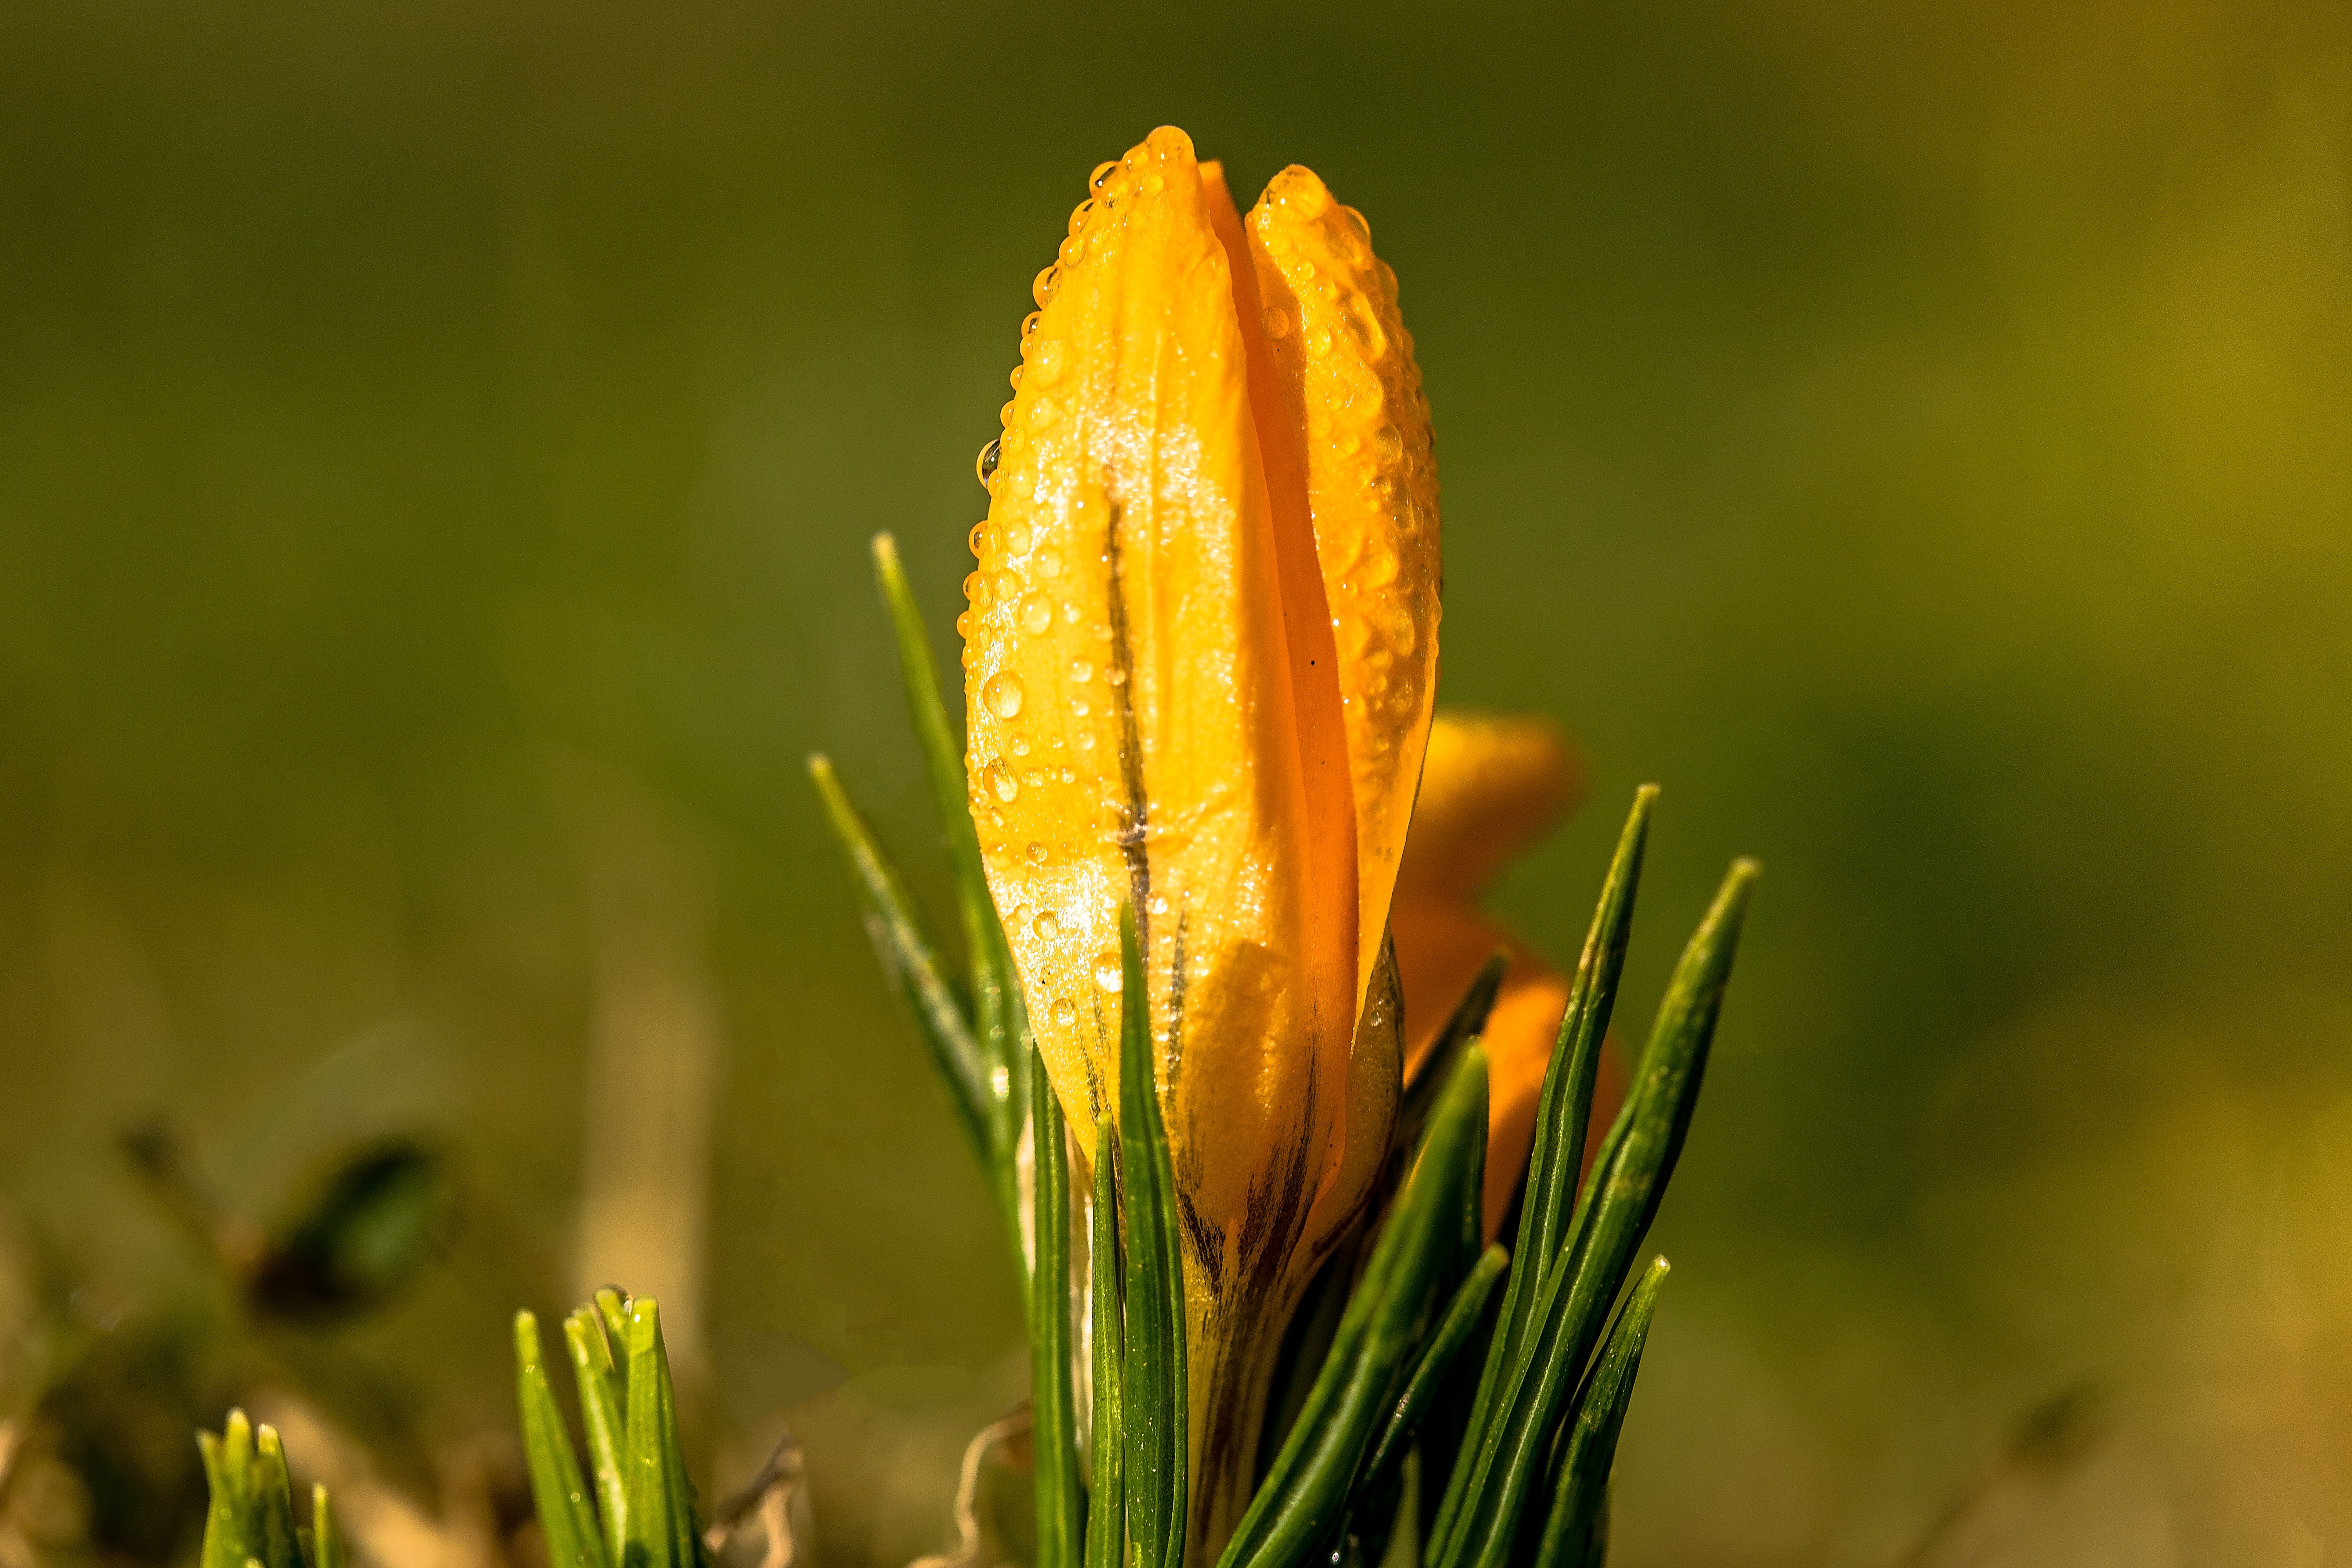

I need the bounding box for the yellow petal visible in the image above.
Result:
[1247,168,1444,1020]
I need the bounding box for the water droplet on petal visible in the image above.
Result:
[1148,895,1168,915]
[1034,265,1061,306]
[1035,910,1060,939]
[1022,594,1053,635]
[1105,667,1127,686]
[968,521,989,556]
[964,572,989,608]
[985,762,1019,803]
[1094,953,1123,991]
[1026,842,1049,864]
[1262,307,1292,339]
[1050,996,1078,1026]
[1374,425,1404,462]
[983,673,1025,719]
[1070,659,1094,683]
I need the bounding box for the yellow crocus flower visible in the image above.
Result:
[960,125,1438,1547]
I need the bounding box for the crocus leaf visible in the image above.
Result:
[196,1411,257,1568]
[1031,1043,1084,1568]
[1118,904,1187,1568]
[1428,788,1653,1561]
[565,1309,630,1560]
[1217,1047,1490,1568]
[516,1311,606,1568]
[620,1297,699,1568]
[1530,1257,1666,1568]
[1357,1243,1509,1495]
[1086,1112,1126,1568]
[1435,860,1757,1568]
[255,1422,301,1568]
[873,533,1029,1217]
[807,753,993,1174]
[312,1485,347,1568]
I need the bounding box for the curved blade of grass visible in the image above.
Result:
[516,1312,605,1568]
[1085,1112,1126,1568]
[565,1310,630,1560]
[1117,905,1186,1568]
[621,1297,699,1568]
[807,753,990,1163]
[1438,860,1757,1568]
[1218,1049,1491,1568]
[1530,1258,1666,1568]
[1428,789,1655,1561]
[312,1485,347,1568]
[1031,1045,1083,1568]
[872,534,1027,1205]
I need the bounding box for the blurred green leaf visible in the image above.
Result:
[517,1311,606,1568]
[565,1308,631,1562]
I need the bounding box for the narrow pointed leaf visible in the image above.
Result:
[1530,1257,1666,1568]
[197,1412,258,1568]
[873,534,1028,1215]
[312,1486,347,1568]
[808,753,992,1167]
[1430,789,1654,1563]
[1218,1048,1490,1568]
[566,1311,630,1560]
[1085,1112,1126,1568]
[256,1424,301,1568]
[621,1298,698,1568]
[1357,1243,1508,1494]
[1437,861,1756,1568]
[1118,906,1186,1568]
[1031,1046,1084,1568]
[517,1311,606,1568]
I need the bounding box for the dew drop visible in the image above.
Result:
[983,672,1026,719]
[1070,659,1094,683]
[1012,736,1031,757]
[1026,842,1049,865]
[1038,549,1064,579]
[1031,339,1067,384]
[1262,307,1292,339]
[955,611,974,638]
[994,570,1020,599]
[1070,697,1090,717]
[1105,667,1127,686]
[1022,310,1044,338]
[1023,769,1045,788]
[1027,395,1058,432]
[1374,425,1404,462]
[1062,601,1082,624]
[1050,996,1078,1027]
[1009,364,1024,389]
[1091,160,1118,192]
[1058,767,1075,783]
[1035,910,1060,940]
[963,571,989,608]
[1022,593,1053,635]
[1001,399,1018,428]
[1142,172,1165,194]
[1094,953,1123,992]
[1003,524,1032,554]
[1034,265,1061,307]
[1070,200,1095,235]
[1148,895,1169,915]
[986,762,1020,803]
[968,521,989,557]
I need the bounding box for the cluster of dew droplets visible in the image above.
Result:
[960,146,1161,1043]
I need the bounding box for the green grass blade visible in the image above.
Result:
[312,1486,347,1568]
[255,1423,301,1568]
[1085,1112,1126,1568]
[1439,860,1757,1568]
[197,1411,261,1568]
[1530,1258,1666,1568]
[1217,1049,1491,1568]
[1031,1046,1084,1568]
[1428,789,1655,1563]
[516,1312,606,1568]
[807,753,991,1165]
[619,1297,699,1568]
[1117,905,1186,1568]
[871,534,1027,1218]
[565,1310,630,1561]
[1356,1243,1509,1494]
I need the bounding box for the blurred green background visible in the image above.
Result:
[3,0,2349,1562]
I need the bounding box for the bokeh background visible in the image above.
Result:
[4,0,2349,1563]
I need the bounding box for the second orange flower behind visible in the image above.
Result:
[959,125,1613,1559]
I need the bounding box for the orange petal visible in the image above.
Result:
[1396,712,1583,905]
[1247,168,1444,1020]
